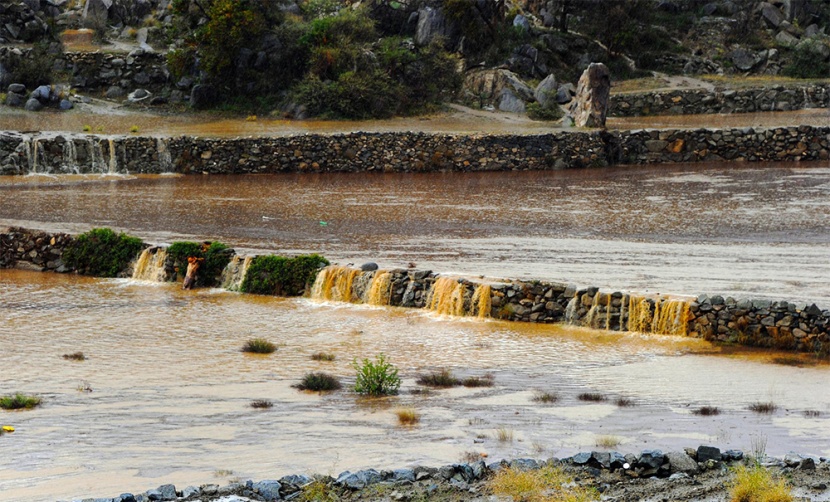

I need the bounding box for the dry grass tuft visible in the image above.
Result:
[614,397,635,407]
[803,410,821,418]
[293,372,342,392]
[62,352,86,361]
[395,407,420,426]
[693,406,721,416]
[488,464,599,502]
[729,464,793,502]
[748,402,777,414]
[250,399,273,409]
[595,435,622,449]
[311,352,335,361]
[495,427,514,443]
[462,374,495,387]
[577,393,606,403]
[242,338,276,354]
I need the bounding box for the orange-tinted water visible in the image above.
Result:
[2,163,829,304]
[1,268,829,502]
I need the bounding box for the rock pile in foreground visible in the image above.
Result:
[65,446,830,502]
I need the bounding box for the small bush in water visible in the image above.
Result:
[242,338,276,354]
[167,241,233,287]
[241,254,329,296]
[0,393,42,410]
[63,227,145,277]
[293,372,342,392]
[353,353,400,396]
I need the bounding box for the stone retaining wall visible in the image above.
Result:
[5,226,827,355]
[610,84,830,117]
[2,125,829,175]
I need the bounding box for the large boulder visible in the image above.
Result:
[83,0,113,28]
[462,69,534,113]
[567,62,611,128]
[534,74,558,108]
[24,97,43,111]
[190,84,216,109]
[415,7,456,47]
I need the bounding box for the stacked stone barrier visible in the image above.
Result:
[3,227,828,355]
[610,84,830,117]
[2,125,829,176]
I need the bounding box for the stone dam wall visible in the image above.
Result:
[1,125,830,175]
[609,83,830,117]
[3,227,829,356]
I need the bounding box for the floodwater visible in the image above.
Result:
[1,106,828,137]
[2,268,830,502]
[3,160,830,500]
[2,162,830,304]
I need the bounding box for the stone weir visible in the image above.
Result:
[2,227,829,356]
[1,125,830,175]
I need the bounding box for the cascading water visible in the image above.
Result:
[426,277,468,316]
[157,138,173,173]
[470,284,492,318]
[564,296,579,324]
[365,271,393,305]
[62,139,79,173]
[131,247,169,282]
[627,295,690,336]
[108,138,117,174]
[90,139,106,173]
[310,265,361,302]
[220,255,252,291]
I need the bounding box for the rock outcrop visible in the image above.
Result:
[567,63,611,128]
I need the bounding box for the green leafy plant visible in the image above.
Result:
[293,372,342,391]
[353,353,400,396]
[0,393,42,410]
[63,228,145,277]
[240,254,329,296]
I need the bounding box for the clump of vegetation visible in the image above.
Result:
[615,397,635,407]
[729,463,793,502]
[748,402,777,414]
[353,353,400,396]
[298,478,340,502]
[526,102,564,121]
[83,125,92,132]
[0,393,42,410]
[129,125,139,133]
[460,451,484,463]
[241,254,329,296]
[495,426,514,443]
[242,338,276,354]
[462,374,495,388]
[595,435,622,449]
[416,369,460,388]
[293,372,342,392]
[167,240,233,288]
[803,410,821,418]
[693,406,721,416]
[782,39,830,79]
[395,407,420,425]
[311,352,335,362]
[532,391,559,404]
[577,393,606,402]
[245,115,257,122]
[6,41,59,87]
[62,352,86,361]
[488,464,599,502]
[63,227,145,277]
[250,399,273,409]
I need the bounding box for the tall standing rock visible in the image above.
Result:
[567,63,611,128]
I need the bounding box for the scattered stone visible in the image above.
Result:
[24,97,42,111]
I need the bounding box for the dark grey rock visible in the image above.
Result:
[722,450,744,461]
[638,450,664,469]
[24,97,42,111]
[391,468,415,483]
[190,84,217,109]
[591,451,611,469]
[105,86,125,99]
[415,6,454,47]
[438,465,455,480]
[59,99,73,110]
[117,494,136,502]
[697,445,721,463]
[31,84,52,102]
[5,92,24,107]
[509,458,539,471]
[666,451,699,474]
[512,14,529,31]
[572,452,592,465]
[360,262,379,271]
[470,460,487,480]
[252,480,281,500]
[8,83,25,94]
[534,74,558,108]
[180,486,199,498]
[336,469,381,490]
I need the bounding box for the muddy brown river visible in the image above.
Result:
[2,157,830,500]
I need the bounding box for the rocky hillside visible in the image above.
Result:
[0,0,828,118]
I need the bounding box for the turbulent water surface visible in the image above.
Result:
[2,161,830,501]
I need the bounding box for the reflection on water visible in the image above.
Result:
[1,268,829,501]
[1,163,830,304]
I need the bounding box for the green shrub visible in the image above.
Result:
[293,372,342,391]
[240,254,329,296]
[166,241,233,287]
[0,393,42,410]
[8,42,58,87]
[63,228,145,277]
[242,338,277,354]
[526,102,564,121]
[353,353,400,396]
[783,40,830,78]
